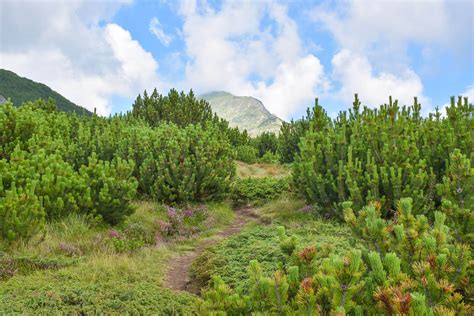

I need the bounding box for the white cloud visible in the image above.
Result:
[311,0,471,72]
[149,17,173,46]
[252,56,326,118]
[310,0,473,113]
[0,1,160,115]
[331,49,427,108]
[104,24,159,87]
[179,0,328,119]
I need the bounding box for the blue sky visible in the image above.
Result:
[1,0,473,119]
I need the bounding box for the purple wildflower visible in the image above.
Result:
[158,220,171,233]
[299,205,313,213]
[108,229,120,238]
[183,209,194,218]
[167,206,178,219]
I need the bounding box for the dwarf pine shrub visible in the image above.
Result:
[201,198,472,314]
[293,95,473,218]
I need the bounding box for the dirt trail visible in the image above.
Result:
[163,207,259,293]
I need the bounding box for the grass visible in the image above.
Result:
[0,185,361,312]
[0,200,235,314]
[0,248,199,314]
[190,196,362,293]
[235,160,290,178]
[190,224,284,292]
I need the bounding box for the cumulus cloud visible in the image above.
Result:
[0,0,159,115]
[310,0,473,112]
[252,56,325,118]
[331,50,426,107]
[311,0,472,71]
[178,0,328,119]
[149,17,173,46]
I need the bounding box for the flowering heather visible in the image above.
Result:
[108,229,120,239]
[158,205,209,239]
[166,207,179,219]
[58,242,82,256]
[299,205,313,213]
[158,220,171,234]
[183,209,194,218]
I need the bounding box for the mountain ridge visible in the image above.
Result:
[0,69,91,115]
[201,91,283,136]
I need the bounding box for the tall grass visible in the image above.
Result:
[235,161,290,178]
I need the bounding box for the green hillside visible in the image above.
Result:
[0,69,91,115]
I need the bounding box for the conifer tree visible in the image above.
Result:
[293,95,472,218]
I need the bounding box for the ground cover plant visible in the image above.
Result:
[0,201,234,313]
[1,93,472,315]
[231,176,291,206]
[190,197,361,293]
[201,198,472,315]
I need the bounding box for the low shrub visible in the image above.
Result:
[0,252,76,281]
[191,219,357,294]
[293,96,472,218]
[258,151,281,164]
[235,145,258,164]
[201,198,472,314]
[157,205,209,240]
[0,149,138,242]
[0,183,44,242]
[231,177,290,205]
[138,124,235,204]
[78,154,137,225]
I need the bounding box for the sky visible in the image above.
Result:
[0,0,473,119]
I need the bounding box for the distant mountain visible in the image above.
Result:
[201,91,284,136]
[0,69,91,115]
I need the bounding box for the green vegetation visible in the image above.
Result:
[231,177,290,206]
[235,160,290,178]
[252,131,279,158]
[136,123,234,203]
[0,69,90,114]
[0,95,235,243]
[293,95,472,218]
[1,249,199,314]
[191,198,359,295]
[235,145,258,164]
[201,198,472,315]
[132,88,218,128]
[0,202,234,314]
[278,104,317,163]
[1,90,472,314]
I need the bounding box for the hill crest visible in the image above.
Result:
[201,91,283,136]
[0,69,91,115]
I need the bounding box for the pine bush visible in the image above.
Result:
[293,95,473,218]
[0,183,45,242]
[202,198,472,314]
[138,124,234,203]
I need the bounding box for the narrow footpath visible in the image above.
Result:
[163,207,259,293]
